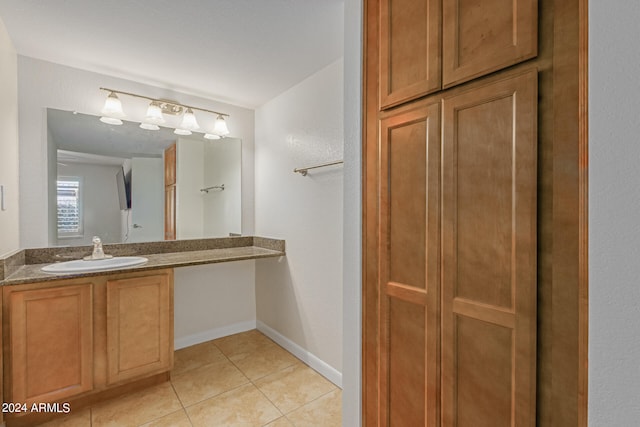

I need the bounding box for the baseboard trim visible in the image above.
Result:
[257,320,343,388]
[174,320,257,350]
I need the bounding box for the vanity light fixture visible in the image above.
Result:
[213,114,230,136]
[175,108,199,135]
[99,91,125,125]
[139,122,160,131]
[98,87,231,136]
[144,101,166,124]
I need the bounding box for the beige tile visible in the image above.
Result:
[91,382,182,427]
[255,364,337,414]
[172,359,250,406]
[36,408,91,427]
[263,417,294,426]
[230,343,299,381]
[214,329,275,358]
[286,389,342,427]
[186,383,282,427]
[173,340,228,376]
[139,409,192,427]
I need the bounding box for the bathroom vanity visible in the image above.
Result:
[0,236,284,426]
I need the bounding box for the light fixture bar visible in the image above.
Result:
[99,87,230,117]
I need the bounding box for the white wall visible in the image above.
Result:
[342,0,362,423]
[0,17,19,257]
[174,261,256,349]
[175,137,242,238]
[203,139,242,237]
[255,59,344,381]
[176,138,205,239]
[56,163,122,246]
[589,2,640,424]
[17,56,255,248]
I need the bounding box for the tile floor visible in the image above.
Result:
[36,330,342,427]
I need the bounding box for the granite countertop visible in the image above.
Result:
[0,236,285,286]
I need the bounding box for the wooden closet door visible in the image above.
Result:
[442,0,537,88]
[379,0,441,109]
[378,102,440,426]
[441,70,537,427]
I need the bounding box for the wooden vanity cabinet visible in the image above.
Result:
[3,280,94,406]
[2,269,174,414]
[106,271,173,385]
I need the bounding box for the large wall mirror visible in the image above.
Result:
[47,108,242,246]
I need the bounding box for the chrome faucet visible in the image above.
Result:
[92,236,105,259]
[89,236,110,260]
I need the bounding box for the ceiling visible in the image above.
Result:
[0,0,344,108]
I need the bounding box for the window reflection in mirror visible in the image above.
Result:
[47,108,242,246]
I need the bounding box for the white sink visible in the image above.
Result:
[41,256,149,274]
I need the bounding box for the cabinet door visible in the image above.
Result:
[442,0,537,87]
[379,0,441,109]
[165,184,176,240]
[8,284,93,405]
[106,272,173,385]
[441,71,537,426]
[164,143,176,186]
[377,102,440,426]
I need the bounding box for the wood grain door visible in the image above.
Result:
[106,271,173,385]
[164,143,176,186]
[377,102,440,426]
[164,184,176,240]
[379,0,441,109]
[7,284,93,405]
[441,70,538,427]
[164,143,177,240]
[442,0,538,88]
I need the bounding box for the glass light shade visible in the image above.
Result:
[145,102,165,124]
[213,115,230,136]
[140,122,159,131]
[99,116,123,125]
[179,108,199,131]
[204,133,221,140]
[101,92,125,118]
[174,128,192,136]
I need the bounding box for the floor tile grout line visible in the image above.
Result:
[170,379,189,410]
[281,386,340,417]
[251,378,286,419]
[132,408,190,427]
[177,380,252,413]
[38,331,331,427]
[180,406,196,427]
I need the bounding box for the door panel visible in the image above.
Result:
[441,71,537,426]
[130,157,164,242]
[443,0,538,87]
[378,102,440,426]
[9,284,93,405]
[380,0,441,108]
[165,185,176,240]
[106,272,173,385]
